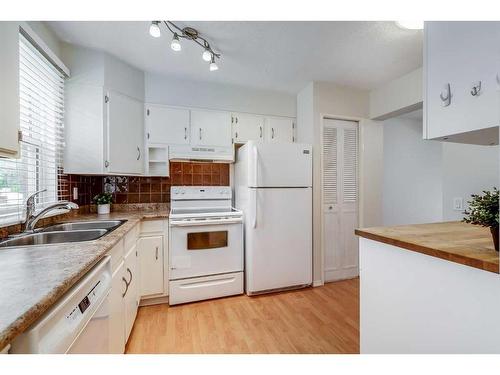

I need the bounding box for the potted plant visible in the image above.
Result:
[93,192,113,215]
[463,187,499,251]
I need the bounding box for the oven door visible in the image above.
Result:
[169,218,243,280]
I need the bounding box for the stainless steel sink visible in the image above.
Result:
[0,229,108,247]
[40,220,126,232]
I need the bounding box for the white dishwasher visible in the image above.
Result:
[10,257,112,354]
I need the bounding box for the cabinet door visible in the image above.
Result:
[232,113,264,143]
[425,22,500,140]
[265,117,295,143]
[0,22,20,158]
[124,244,139,341]
[191,110,232,147]
[109,261,126,354]
[146,105,190,145]
[107,91,144,174]
[138,236,164,297]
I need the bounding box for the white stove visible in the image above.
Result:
[168,186,244,305]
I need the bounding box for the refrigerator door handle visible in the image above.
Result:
[253,189,257,228]
[252,144,259,186]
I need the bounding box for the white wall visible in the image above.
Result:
[442,143,499,221]
[145,73,296,117]
[382,117,443,226]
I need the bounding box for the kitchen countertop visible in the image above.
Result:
[0,209,168,350]
[355,221,499,274]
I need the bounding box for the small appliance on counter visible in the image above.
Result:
[235,141,313,295]
[168,186,244,305]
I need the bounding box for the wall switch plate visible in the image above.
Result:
[453,197,463,211]
[73,187,78,200]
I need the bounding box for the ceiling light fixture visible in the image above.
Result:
[149,21,161,38]
[396,21,424,30]
[148,21,221,71]
[170,33,182,52]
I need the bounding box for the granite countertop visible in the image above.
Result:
[356,221,499,274]
[0,209,168,350]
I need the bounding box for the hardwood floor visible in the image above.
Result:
[125,278,359,354]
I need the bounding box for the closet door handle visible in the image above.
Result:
[184,127,188,140]
[136,147,141,160]
[199,128,202,140]
[155,246,159,260]
[122,277,129,297]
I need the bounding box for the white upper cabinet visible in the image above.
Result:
[145,105,190,145]
[232,113,264,143]
[424,21,500,144]
[190,109,232,147]
[265,117,295,143]
[107,91,144,175]
[0,22,20,158]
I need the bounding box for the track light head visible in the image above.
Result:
[171,33,182,52]
[149,21,161,38]
[209,55,218,72]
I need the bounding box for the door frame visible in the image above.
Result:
[319,114,363,286]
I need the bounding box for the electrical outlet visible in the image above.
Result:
[73,187,78,200]
[453,197,463,211]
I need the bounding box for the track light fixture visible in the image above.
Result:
[148,21,221,71]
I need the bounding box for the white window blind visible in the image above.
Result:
[322,127,338,205]
[0,33,65,226]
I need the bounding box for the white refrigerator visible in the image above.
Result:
[235,141,313,295]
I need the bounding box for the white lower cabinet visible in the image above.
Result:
[109,260,126,354]
[124,243,139,341]
[138,235,164,297]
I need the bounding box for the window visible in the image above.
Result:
[0,33,65,226]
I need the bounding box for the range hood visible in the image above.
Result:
[169,144,234,163]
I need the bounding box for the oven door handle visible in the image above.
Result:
[170,218,243,227]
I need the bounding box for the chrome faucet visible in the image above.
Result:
[22,189,79,233]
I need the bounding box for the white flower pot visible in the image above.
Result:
[97,203,111,215]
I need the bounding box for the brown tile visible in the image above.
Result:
[140,183,151,193]
[171,162,183,174]
[193,174,202,185]
[172,174,183,185]
[139,194,151,203]
[182,163,193,174]
[151,193,162,203]
[115,193,128,204]
[161,193,169,203]
[220,164,230,177]
[151,183,161,193]
[202,164,211,174]
[220,173,229,186]
[129,176,140,184]
[211,174,221,185]
[128,193,140,203]
[203,174,212,185]
[161,183,170,193]
[192,163,203,174]
[211,163,221,175]
[129,183,140,193]
[183,174,193,185]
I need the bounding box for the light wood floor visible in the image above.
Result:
[125,278,359,354]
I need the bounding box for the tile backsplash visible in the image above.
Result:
[59,161,230,205]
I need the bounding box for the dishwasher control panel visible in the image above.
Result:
[66,280,102,325]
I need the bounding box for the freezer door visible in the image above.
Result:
[245,187,312,293]
[247,141,312,187]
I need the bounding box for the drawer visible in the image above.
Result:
[107,241,124,273]
[124,224,139,250]
[140,219,164,234]
[169,272,243,305]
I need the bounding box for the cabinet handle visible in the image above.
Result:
[235,131,238,139]
[470,81,482,96]
[122,277,129,297]
[126,267,133,285]
[199,128,202,140]
[136,147,141,161]
[184,127,187,140]
[440,83,451,107]
[235,117,238,124]
[271,128,275,139]
[104,160,109,168]
[259,126,263,138]
[155,246,159,260]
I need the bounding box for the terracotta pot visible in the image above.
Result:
[490,226,499,251]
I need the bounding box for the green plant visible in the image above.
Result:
[463,188,499,228]
[92,192,113,205]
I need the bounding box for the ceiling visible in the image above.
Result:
[47,21,423,94]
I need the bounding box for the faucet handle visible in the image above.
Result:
[27,189,47,204]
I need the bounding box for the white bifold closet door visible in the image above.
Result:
[322,119,359,282]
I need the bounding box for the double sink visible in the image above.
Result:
[0,220,127,248]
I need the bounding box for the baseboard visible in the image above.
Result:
[324,266,359,283]
[139,295,169,307]
[313,280,324,287]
